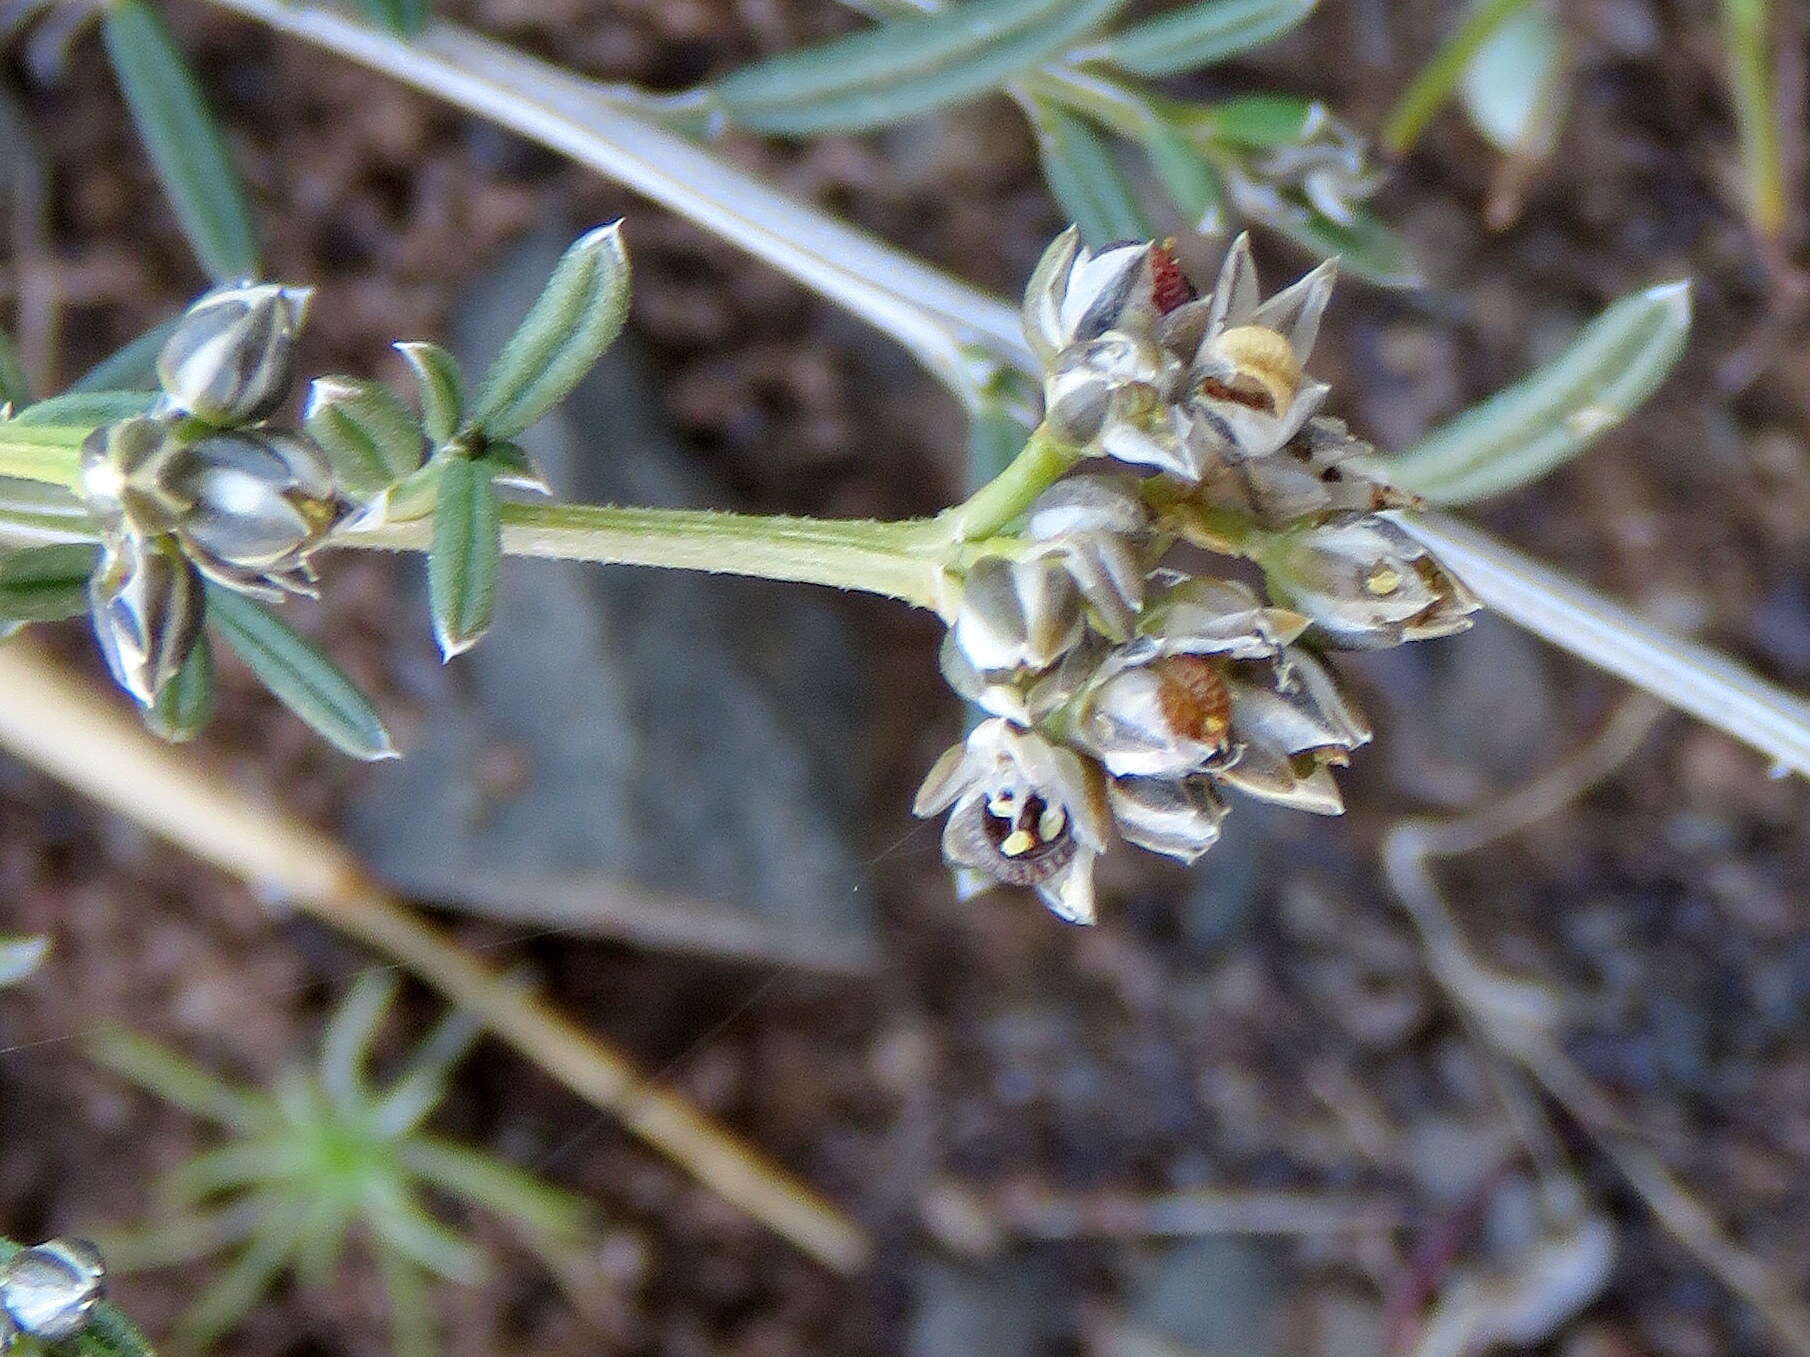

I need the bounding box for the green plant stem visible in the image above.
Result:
[1383,0,1537,153]
[349,503,948,608]
[935,423,1081,541]
[0,426,90,484]
[1720,0,1785,240]
[0,428,954,606]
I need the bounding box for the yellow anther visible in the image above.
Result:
[1000,829,1036,858]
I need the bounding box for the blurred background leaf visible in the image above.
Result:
[102,0,259,281]
[714,0,1127,136]
[1023,95,1150,248]
[1375,280,1692,503]
[1084,0,1317,78]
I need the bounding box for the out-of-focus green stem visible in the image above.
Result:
[1383,0,1537,153]
[1721,0,1786,239]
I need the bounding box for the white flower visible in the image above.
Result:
[914,719,1112,925]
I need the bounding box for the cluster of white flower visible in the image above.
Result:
[77,283,344,705]
[917,230,1479,924]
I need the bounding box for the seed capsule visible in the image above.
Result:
[158,281,312,426]
[0,1238,106,1341]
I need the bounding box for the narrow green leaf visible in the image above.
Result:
[469,224,630,441]
[348,0,430,39]
[1186,93,1318,148]
[102,0,260,281]
[1268,204,1421,287]
[1375,281,1692,503]
[1460,1,1567,156]
[88,1029,275,1133]
[1026,97,1150,248]
[0,543,98,622]
[1140,117,1226,231]
[400,1138,588,1242]
[1383,0,1537,153]
[68,318,180,395]
[147,632,215,744]
[14,389,157,426]
[206,586,397,760]
[395,341,466,445]
[428,456,501,658]
[304,376,426,500]
[0,935,47,987]
[0,331,29,408]
[77,1301,161,1357]
[714,0,1128,136]
[1088,0,1317,78]
[1721,0,1786,239]
[482,440,550,495]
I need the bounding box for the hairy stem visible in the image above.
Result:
[348,503,948,607]
[934,423,1080,541]
[0,431,951,607]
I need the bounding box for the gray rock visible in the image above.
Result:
[1126,1238,1287,1357]
[345,226,875,970]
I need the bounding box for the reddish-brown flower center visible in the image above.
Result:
[1150,243,1196,315]
[1153,655,1232,745]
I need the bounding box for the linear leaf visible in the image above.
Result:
[1383,0,1537,152]
[1459,1,1566,156]
[14,389,157,427]
[1026,97,1150,248]
[1088,0,1317,78]
[349,0,431,39]
[0,543,98,621]
[206,586,396,760]
[103,0,260,281]
[1375,281,1692,504]
[469,223,630,441]
[1140,117,1226,230]
[428,456,501,658]
[395,341,466,445]
[304,377,426,499]
[1267,203,1421,287]
[715,0,1127,136]
[147,631,215,744]
[1186,93,1318,148]
[69,317,181,395]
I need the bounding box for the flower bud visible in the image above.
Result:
[169,430,343,596]
[1026,474,1151,640]
[1042,332,1177,448]
[1108,775,1227,862]
[1213,650,1371,814]
[914,718,1112,924]
[1022,229,1160,366]
[950,556,1083,676]
[89,533,204,706]
[157,281,312,426]
[1263,513,1478,649]
[0,1238,105,1342]
[78,416,190,537]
